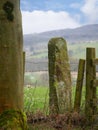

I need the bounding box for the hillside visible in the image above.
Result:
[23,24,98,72]
[23,24,98,46]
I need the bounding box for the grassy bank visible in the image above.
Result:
[24,86,86,114]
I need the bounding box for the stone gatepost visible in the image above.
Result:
[0,0,27,129]
[48,37,72,114]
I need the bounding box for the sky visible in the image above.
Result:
[20,0,98,34]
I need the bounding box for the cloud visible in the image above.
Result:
[22,10,81,34]
[81,0,98,23]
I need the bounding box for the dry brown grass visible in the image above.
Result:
[27,111,97,130]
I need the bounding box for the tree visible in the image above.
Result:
[0,0,27,129]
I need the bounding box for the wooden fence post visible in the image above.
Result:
[74,59,85,112]
[23,51,25,84]
[48,37,72,114]
[85,48,96,123]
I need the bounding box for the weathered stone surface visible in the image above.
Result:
[0,1,27,129]
[0,0,23,112]
[0,109,28,130]
[48,37,72,114]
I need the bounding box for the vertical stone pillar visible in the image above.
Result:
[48,37,72,114]
[0,1,27,129]
[0,0,23,112]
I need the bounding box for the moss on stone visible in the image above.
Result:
[48,37,72,114]
[48,38,59,114]
[0,109,28,130]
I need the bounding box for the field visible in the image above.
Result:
[24,86,98,130]
[27,42,98,60]
[25,42,98,72]
[24,42,98,129]
[24,86,49,114]
[24,86,87,114]
[68,42,98,59]
[24,71,98,114]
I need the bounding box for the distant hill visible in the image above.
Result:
[23,24,98,47]
[23,24,98,72]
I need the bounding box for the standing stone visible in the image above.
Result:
[48,37,72,114]
[0,0,27,129]
[0,0,23,112]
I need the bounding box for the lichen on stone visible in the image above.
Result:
[0,109,28,130]
[48,37,72,113]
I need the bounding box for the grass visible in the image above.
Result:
[24,86,49,114]
[24,85,98,114]
[24,86,98,130]
[68,42,98,59]
[24,86,86,114]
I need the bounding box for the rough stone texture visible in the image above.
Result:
[48,37,72,114]
[0,0,27,130]
[0,0,27,129]
[0,0,23,112]
[0,109,28,130]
